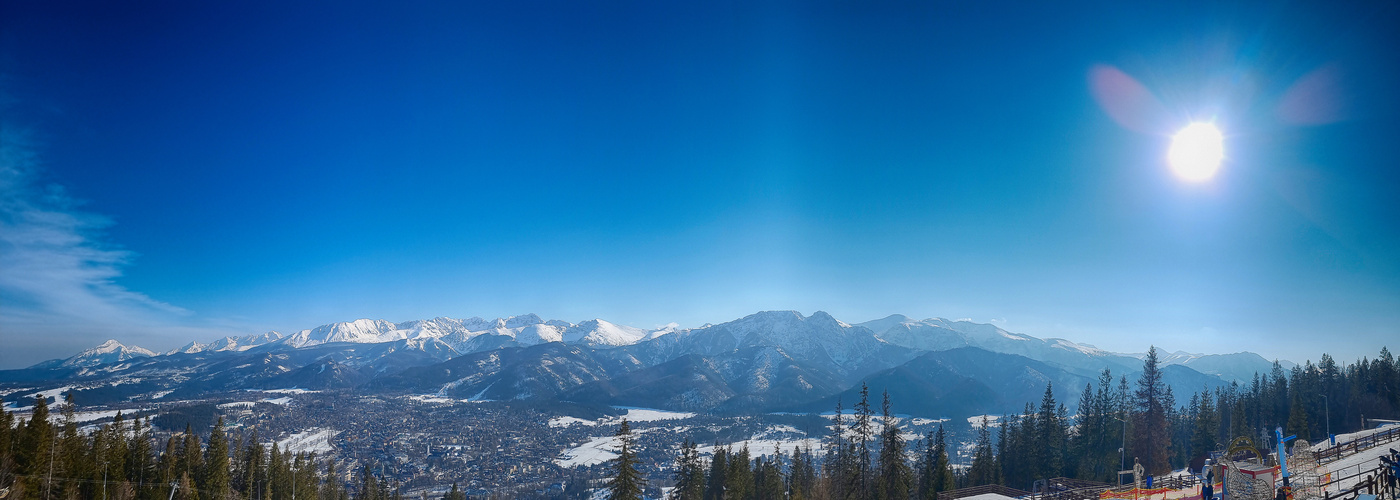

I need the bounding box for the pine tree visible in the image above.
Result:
[0,397,13,492]
[19,394,56,500]
[931,426,953,496]
[967,417,997,486]
[703,445,727,500]
[205,417,232,500]
[725,444,752,500]
[129,416,156,498]
[915,432,937,500]
[855,384,874,500]
[443,482,466,500]
[243,428,267,500]
[789,445,818,500]
[321,458,342,500]
[875,391,912,500]
[752,454,786,500]
[176,470,197,500]
[998,410,1015,486]
[1133,347,1171,475]
[271,443,292,499]
[55,394,81,500]
[606,419,644,500]
[827,398,853,500]
[1286,391,1310,441]
[671,438,704,500]
[1037,383,1066,480]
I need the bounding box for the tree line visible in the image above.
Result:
[604,346,1399,499]
[945,346,1399,491]
[0,393,402,500]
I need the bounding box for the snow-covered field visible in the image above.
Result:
[551,407,697,428]
[218,396,296,408]
[259,388,320,395]
[554,409,699,467]
[549,416,598,428]
[278,428,339,454]
[611,407,696,422]
[68,409,151,423]
[3,386,77,412]
[557,434,626,467]
[405,394,457,404]
[967,414,1003,427]
[911,418,950,426]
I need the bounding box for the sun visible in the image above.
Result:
[1167,122,1224,182]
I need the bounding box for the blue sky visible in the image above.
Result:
[2,1,1398,368]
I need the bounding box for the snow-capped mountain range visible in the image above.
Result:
[7,310,1299,417]
[38,311,1286,384]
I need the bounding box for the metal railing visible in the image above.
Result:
[1314,426,1400,464]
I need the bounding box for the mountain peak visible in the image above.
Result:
[50,339,157,368]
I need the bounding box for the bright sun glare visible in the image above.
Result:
[1168,122,1224,182]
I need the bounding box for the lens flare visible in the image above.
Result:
[1168,123,1224,182]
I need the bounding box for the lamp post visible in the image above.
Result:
[1321,394,1331,445]
[1111,414,1128,485]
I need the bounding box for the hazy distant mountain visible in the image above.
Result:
[807,347,1094,417]
[857,315,1145,379]
[859,315,1293,384]
[1155,351,1297,384]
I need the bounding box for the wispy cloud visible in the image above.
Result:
[0,126,235,368]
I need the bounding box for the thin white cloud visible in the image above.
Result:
[0,126,235,367]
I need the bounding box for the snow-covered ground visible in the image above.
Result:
[1311,424,1397,451]
[405,394,457,404]
[3,386,77,412]
[259,388,320,395]
[555,412,699,468]
[610,407,696,423]
[551,407,697,429]
[67,409,151,423]
[967,414,1003,427]
[549,416,598,428]
[911,417,950,426]
[557,434,625,467]
[278,428,339,454]
[218,396,296,408]
[1316,430,1399,493]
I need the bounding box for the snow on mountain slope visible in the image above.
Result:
[642,323,681,341]
[50,340,157,368]
[167,331,287,354]
[563,319,648,346]
[646,310,900,381]
[516,323,564,344]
